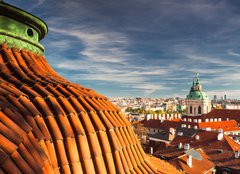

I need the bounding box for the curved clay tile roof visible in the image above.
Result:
[0,3,181,173]
[0,43,163,174]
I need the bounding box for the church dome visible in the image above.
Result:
[187,91,210,100]
[0,2,180,174]
[186,75,210,100]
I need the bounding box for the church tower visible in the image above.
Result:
[186,74,211,116]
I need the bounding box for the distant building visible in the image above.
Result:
[186,74,211,116]
[224,94,227,100]
[213,95,217,100]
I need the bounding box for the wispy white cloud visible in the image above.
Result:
[36,0,240,97]
[49,27,129,63]
[228,50,240,57]
[28,0,46,12]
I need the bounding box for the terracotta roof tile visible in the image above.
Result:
[11,150,35,173]
[0,148,9,165]
[1,107,32,133]
[79,112,96,133]
[0,111,27,139]
[45,96,66,116]
[77,135,92,160]
[33,83,53,97]
[0,41,179,173]
[0,121,22,145]
[1,157,22,174]
[18,143,42,173]
[46,84,64,98]
[68,113,85,136]
[34,97,53,117]
[45,116,63,140]
[35,116,52,140]
[89,112,106,131]
[19,96,41,116]
[45,140,58,169]
[68,96,86,113]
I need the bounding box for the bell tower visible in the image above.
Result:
[186,74,211,116]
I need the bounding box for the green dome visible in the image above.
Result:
[186,74,210,100]
[187,91,210,100]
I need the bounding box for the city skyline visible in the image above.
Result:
[7,0,240,98]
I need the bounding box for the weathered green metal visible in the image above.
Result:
[0,2,48,54]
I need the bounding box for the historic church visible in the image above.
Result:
[185,74,211,116]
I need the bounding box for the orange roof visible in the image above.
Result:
[0,43,157,173]
[0,42,176,173]
[170,149,215,174]
[203,109,240,122]
[140,119,182,130]
[198,120,240,132]
[147,155,182,174]
[156,130,240,171]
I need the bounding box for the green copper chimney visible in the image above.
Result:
[0,2,48,54]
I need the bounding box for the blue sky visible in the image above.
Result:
[6,0,240,98]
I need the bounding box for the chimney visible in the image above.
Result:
[149,147,153,155]
[178,142,182,149]
[184,143,190,150]
[169,128,176,140]
[160,117,164,123]
[187,155,192,168]
[235,150,239,159]
[195,135,200,140]
[181,124,186,128]
[217,128,223,140]
[169,127,175,135]
[177,132,183,136]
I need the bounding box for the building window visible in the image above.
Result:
[198,106,201,114]
[190,106,192,114]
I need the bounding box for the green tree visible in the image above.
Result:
[134,123,148,144]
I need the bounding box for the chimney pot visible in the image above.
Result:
[184,143,190,150]
[187,155,192,168]
[235,150,239,159]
